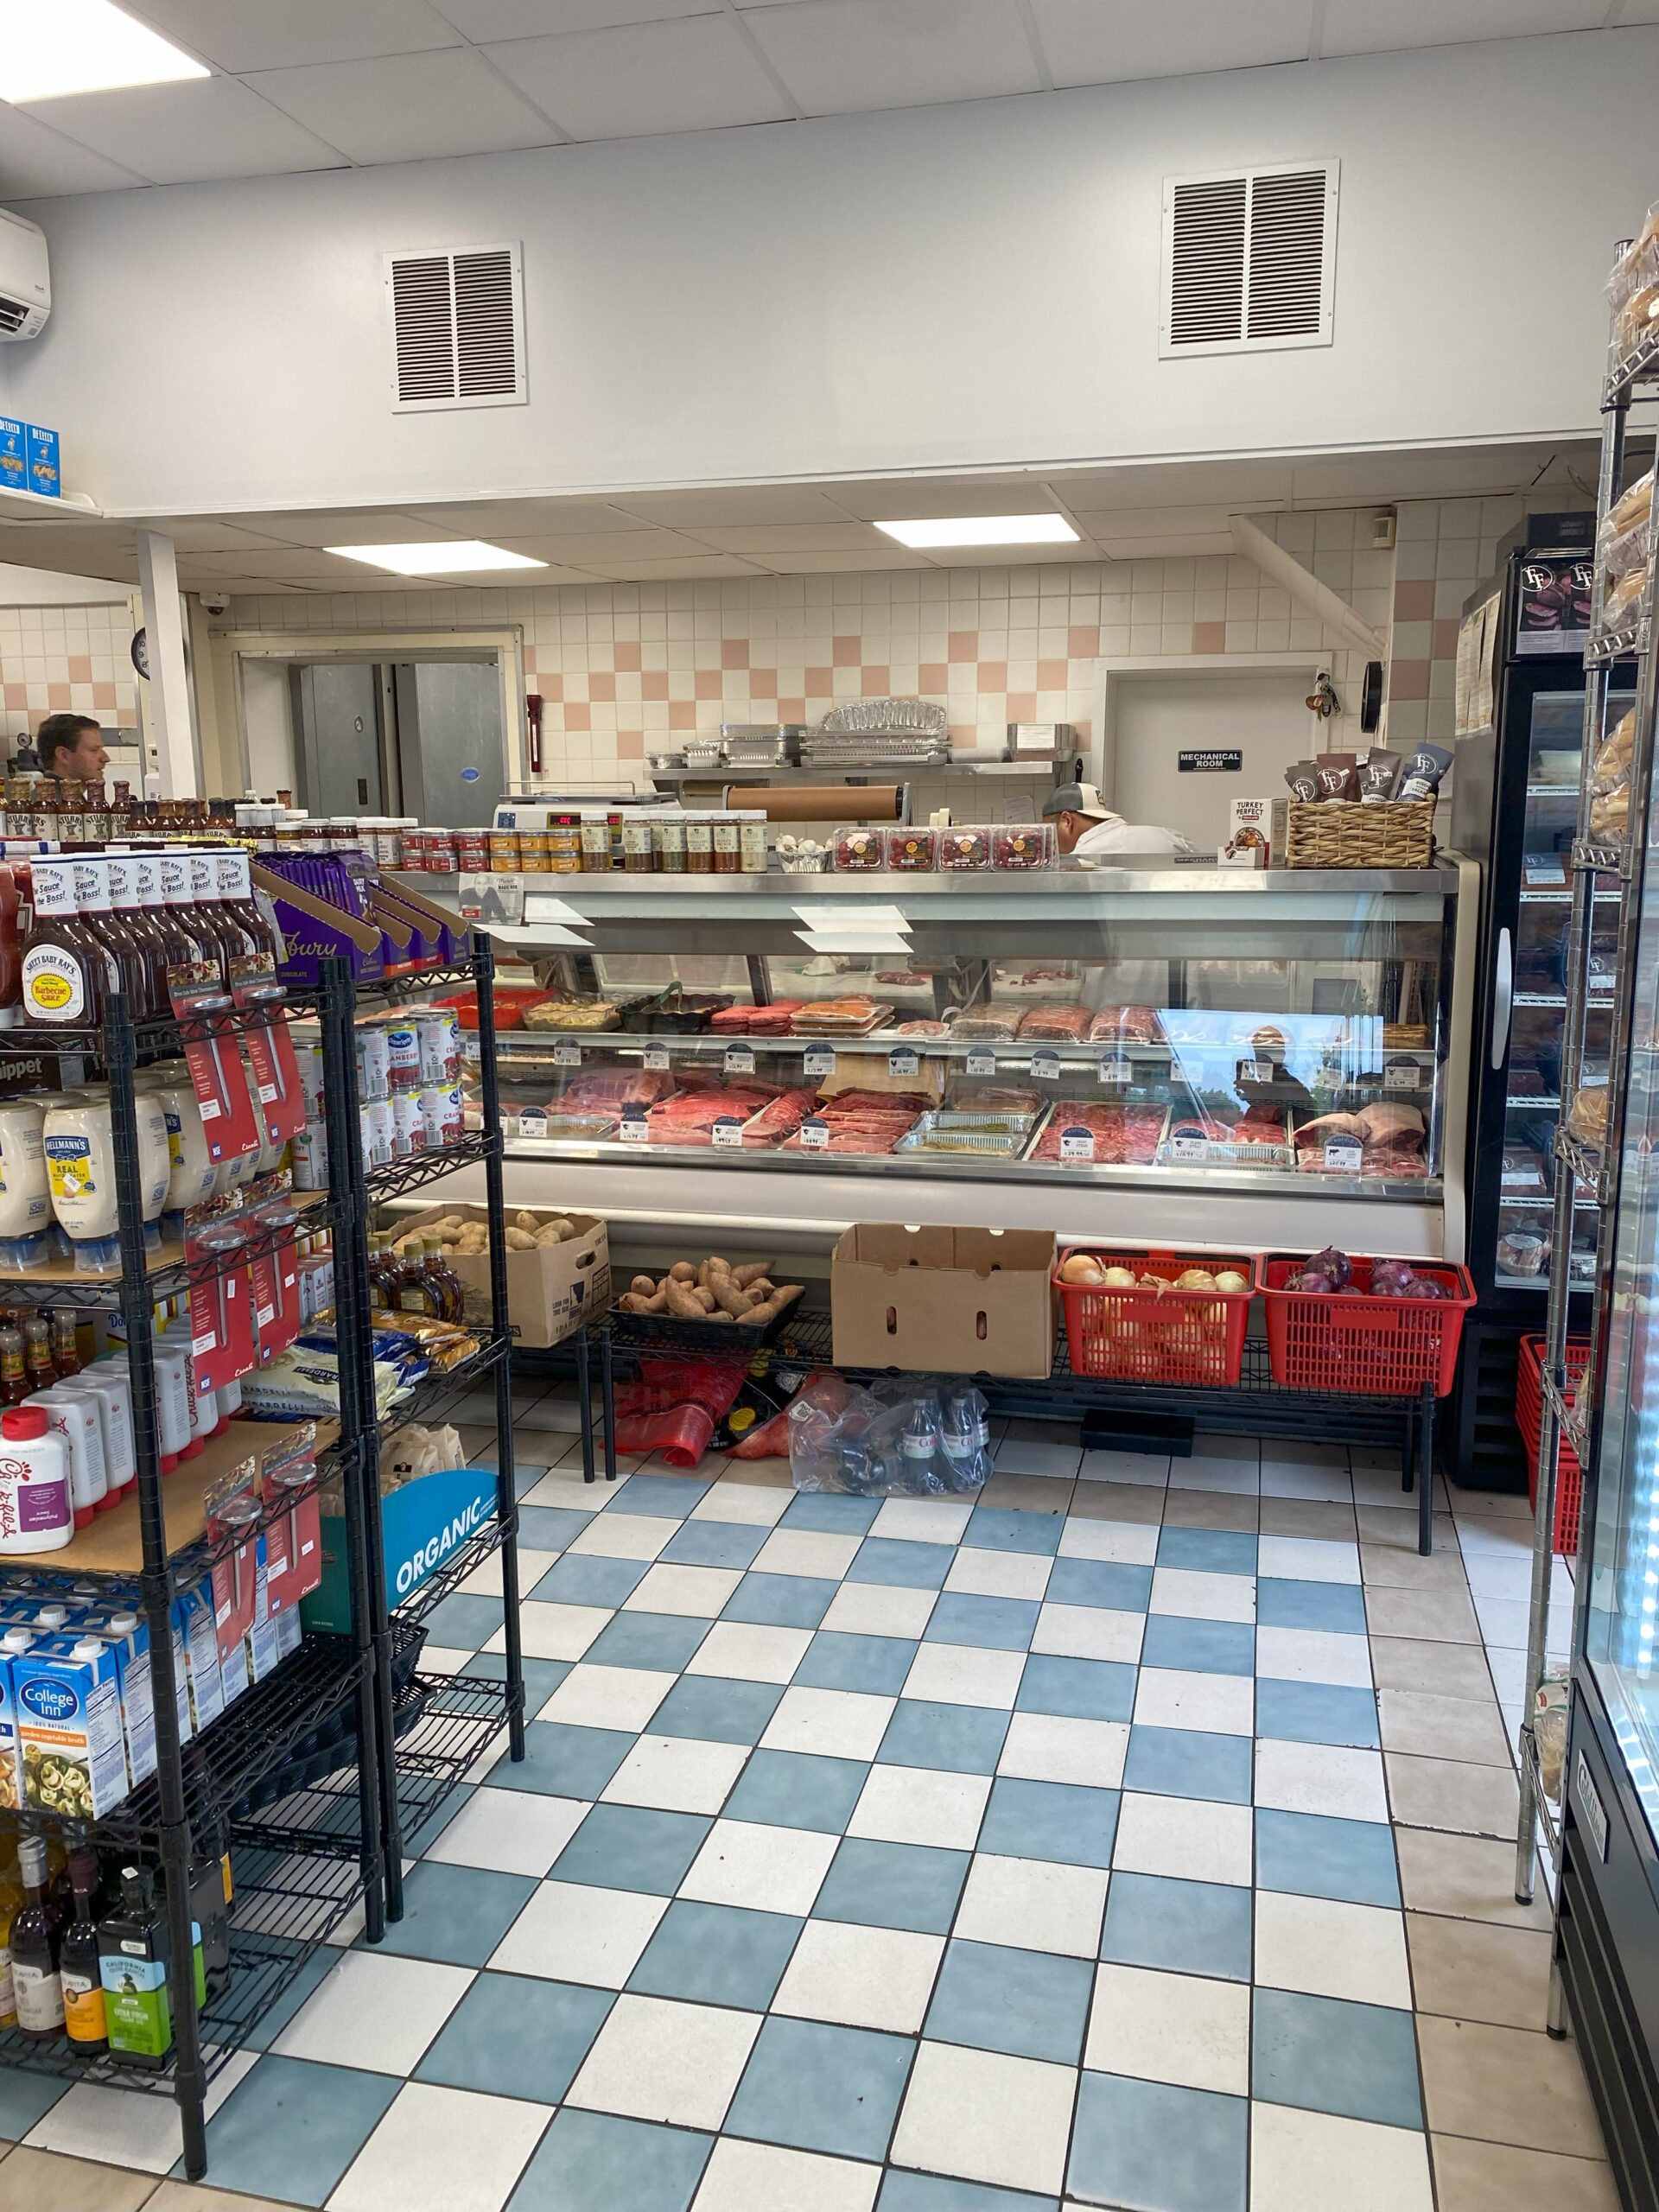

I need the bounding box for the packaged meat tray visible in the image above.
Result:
[521,997,623,1032]
[778,1088,925,1155]
[948,1012,1020,1041]
[645,1084,782,1145]
[738,1088,820,1147]
[708,1001,803,1034]
[1016,1003,1090,1042]
[1026,1102,1168,1166]
[1157,1104,1294,1168]
[791,999,891,1034]
[1086,1005,1165,1046]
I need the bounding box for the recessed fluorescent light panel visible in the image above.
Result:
[327,542,548,576]
[875,512,1080,550]
[2,0,209,102]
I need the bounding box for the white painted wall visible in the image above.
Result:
[0,563,126,607]
[8,28,1653,516]
[238,657,293,794]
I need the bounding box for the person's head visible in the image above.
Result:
[35,714,107,782]
[1040,780,1116,855]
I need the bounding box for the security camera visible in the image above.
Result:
[198,590,231,617]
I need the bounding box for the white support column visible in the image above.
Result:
[137,528,199,798]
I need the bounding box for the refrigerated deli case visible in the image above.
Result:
[410,865,1474,1257]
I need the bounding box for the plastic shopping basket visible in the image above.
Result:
[1518,1334,1590,1552]
[1255,1253,1475,1397]
[1056,1248,1254,1387]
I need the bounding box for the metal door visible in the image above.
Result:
[1109,670,1319,851]
[291,664,386,817]
[392,661,503,830]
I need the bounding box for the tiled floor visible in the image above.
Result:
[0,1398,1620,2212]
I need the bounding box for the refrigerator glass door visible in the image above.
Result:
[1502,690,1628,1291]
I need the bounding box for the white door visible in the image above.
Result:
[1109,670,1320,853]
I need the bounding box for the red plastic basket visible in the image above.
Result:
[1056,1248,1254,1387]
[1255,1253,1475,1397]
[1518,1334,1589,1553]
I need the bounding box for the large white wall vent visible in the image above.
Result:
[1160,163,1337,358]
[385,245,525,412]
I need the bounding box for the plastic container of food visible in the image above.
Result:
[834,827,883,872]
[884,827,938,872]
[937,827,991,871]
[993,823,1052,870]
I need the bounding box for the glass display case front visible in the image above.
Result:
[464,872,1457,1202]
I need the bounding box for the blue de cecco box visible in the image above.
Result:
[0,419,24,494]
[25,423,58,498]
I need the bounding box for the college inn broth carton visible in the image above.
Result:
[12,1633,127,1819]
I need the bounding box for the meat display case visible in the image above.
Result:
[400,864,1474,1254]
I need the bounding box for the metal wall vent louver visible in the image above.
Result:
[385,244,526,412]
[1160,163,1338,357]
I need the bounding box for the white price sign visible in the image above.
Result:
[552,1039,582,1068]
[888,1046,920,1078]
[1058,1125,1096,1162]
[798,1116,830,1148]
[712,1116,745,1148]
[964,1048,997,1078]
[1170,1133,1207,1161]
[1239,1058,1272,1086]
[642,1044,670,1071]
[517,1107,548,1137]
[1030,1050,1061,1083]
[723,1045,756,1077]
[619,1114,650,1144]
[803,1045,835,1079]
[1098,1056,1132,1086]
[1324,1136,1363,1173]
[1382,1061,1419,1092]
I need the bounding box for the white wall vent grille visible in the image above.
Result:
[385,244,526,412]
[1160,163,1337,357]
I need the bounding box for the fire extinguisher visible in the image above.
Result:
[525,692,543,777]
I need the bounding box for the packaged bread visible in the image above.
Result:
[1568,1084,1610,1148]
[1602,566,1647,634]
[1592,710,1636,794]
[1589,783,1630,841]
[1611,471,1655,538]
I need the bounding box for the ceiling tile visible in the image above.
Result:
[1071,505,1237,538]
[23,77,350,185]
[588,553,765,578]
[744,0,1041,117]
[619,487,858,526]
[186,550,381,581]
[684,522,891,553]
[484,16,791,138]
[130,520,296,552]
[823,477,1057,522]
[1050,461,1296,509]
[435,0,721,36]
[493,528,712,560]
[923,539,1084,566]
[1028,0,1313,86]
[1321,0,1603,54]
[247,49,556,164]
[1613,0,1659,19]
[229,511,468,547]
[760,550,933,573]
[0,103,148,197]
[125,0,463,71]
[401,499,658,533]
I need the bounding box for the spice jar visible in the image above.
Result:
[455,830,490,873]
[684,815,713,874]
[519,830,552,871]
[489,830,520,870]
[712,814,741,873]
[580,817,611,871]
[740,815,767,873]
[623,817,656,873]
[651,816,686,873]
[548,816,582,874]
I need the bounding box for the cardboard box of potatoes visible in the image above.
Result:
[397,1205,610,1348]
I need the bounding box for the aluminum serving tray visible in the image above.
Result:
[894,1109,1039,1156]
[1157,1116,1297,1171]
[1018,1102,1172,1167]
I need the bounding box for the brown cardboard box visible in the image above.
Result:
[398,1204,610,1349]
[831,1224,1056,1378]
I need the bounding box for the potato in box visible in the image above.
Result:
[397,1203,610,1348]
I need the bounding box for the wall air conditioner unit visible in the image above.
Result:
[0,209,50,341]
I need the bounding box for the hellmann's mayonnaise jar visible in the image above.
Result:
[0,1097,49,1269]
[41,1096,120,1274]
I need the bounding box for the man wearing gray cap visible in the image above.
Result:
[1041,781,1192,861]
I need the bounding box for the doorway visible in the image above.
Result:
[1108,667,1319,852]
[289,656,505,829]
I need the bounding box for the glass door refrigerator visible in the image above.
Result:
[1449,515,1624,1488]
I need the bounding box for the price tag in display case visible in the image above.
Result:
[803,1046,835,1080]
[1058,1125,1096,1163]
[619,1113,650,1144]
[552,1039,582,1069]
[1098,1056,1133,1087]
[888,1046,920,1079]
[798,1116,830,1149]
[642,1044,671,1072]
[1169,1130,1207,1162]
[1029,1050,1061,1083]
[964,1047,998,1078]
[517,1106,549,1138]
[1324,1135,1363,1173]
[712,1116,745,1149]
[724,1045,755,1077]
[1238,1058,1272,1087]
[1382,1059,1420,1092]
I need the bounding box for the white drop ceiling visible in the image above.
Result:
[0,0,1649,198]
[0,440,1598,595]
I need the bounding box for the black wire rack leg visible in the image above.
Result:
[475,936,526,1764]
[575,1330,595,1484]
[108,997,208,2177]
[1419,1383,1436,1557]
[601,1332,615,1484]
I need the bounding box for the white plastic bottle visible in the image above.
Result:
[24,1387,107,1529]
[41,1096,120,1274]
[144,1068,216,1231]
[95,1348,193,1475]
[56,1372,135,1505]
[151,1342,202,1464]
[0,1406,72,1554]
[0,1097,49,1269]
[132,1087,171,1251]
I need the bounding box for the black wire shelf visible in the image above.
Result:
[0,1844,367,2094]
[364,1127,500,1205]
[332,962,479,1012]
[0,1188,334,1311]
[0,989,328,1061]
[380,1327,513,1435]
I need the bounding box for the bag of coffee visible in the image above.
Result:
[1396,743,1452,804]
[1314,752,1359,800]
[1357,750,1405,804]
[1284,760,1322,802]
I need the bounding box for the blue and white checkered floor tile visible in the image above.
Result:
[0,1408,1618,2212]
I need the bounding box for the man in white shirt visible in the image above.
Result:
[1041,782,1194,861]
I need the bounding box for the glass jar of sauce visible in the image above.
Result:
[684,815,713,874]
[623,818,656,873]
[579,817,611,871]
[652,817,686,874]
[712,815,741,873]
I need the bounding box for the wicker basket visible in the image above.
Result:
[1286,798,1435,869]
